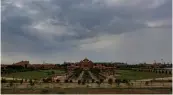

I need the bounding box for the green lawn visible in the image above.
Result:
[116,70,172,80]
[2,70,65,80]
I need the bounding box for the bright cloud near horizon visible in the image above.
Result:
[1,0,172,64]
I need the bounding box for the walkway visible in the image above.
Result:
[88,71,99,81]
[77,71,84,80]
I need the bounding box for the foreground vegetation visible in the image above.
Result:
[1,87,172,94]
[1,70,65,79]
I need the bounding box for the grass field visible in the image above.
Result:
[2,70,65,79]
[116,70,172,80]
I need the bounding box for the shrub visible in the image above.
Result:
[47,77,52,82]
[100,79,104,83]
[20,79,23,84]
[122,79,128,83]
[82,80,86,85]
[96,81,100,86]
[92,79,95,83]
[108,78,113,85]
[43,78,49,83]
[40,89,49,94]
[57,92,65,94]
[169,71,172,74]
[145,81,149,86]
[9,81,13,87]
[56,79,60,83]
[78,80,81,84]
[115,79,121,86]
[29,79,35,86]
[87,80,89,83]
[1,78,7,83]
[69,80,73,83]
[64,79,68,83]
[25,79,27,82]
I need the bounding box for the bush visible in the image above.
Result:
[115,79,121,83]
[69,80,73,83]
[1,78,7,83]
[29,79,35,86]
[115,79,121,86]
[100,79,104,83]
[25,79,27,82]
[108,78,113,85]
[57,92,65,94]
[20,79,23,84]
[92,79,95,83]
[40,89,49,94]
[43,78,50,83]
[145,81,149,86]
[56,79,60,83]
[96,81,100,85]
[78,80,81,84]
[64,80,68,83]
[9,81,13,87]
[47,77,52,82]
[82,80,86,85]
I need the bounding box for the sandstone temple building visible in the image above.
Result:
[66,58,116,71]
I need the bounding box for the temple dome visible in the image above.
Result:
[83,57,89,62]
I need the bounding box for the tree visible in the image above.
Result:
[69,80,73,83]
[115,79,121,87]
[9,81,13,87]
[145,81,149,86]
[1,78,7,88]
[29,79,35,90]
[92,79,95,83]
[47,77,52,82]
[56,79,60,83]
[108,78,113,85]
[29,79,33,85]
[1,78,7,83]
[100,79,104,83]
[20,79,23,84]
[82,80,86,85]
[169,71,172,75]
[123,79,130,87]
[96,81,101,87]
[165,71,168,74]
[43,78,48,83]
[25,79,27,82]
[64,79,68,83]
[78,80,81,85]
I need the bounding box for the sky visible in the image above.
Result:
[1,0,172,64]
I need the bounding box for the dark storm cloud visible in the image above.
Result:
[1,0,172,63]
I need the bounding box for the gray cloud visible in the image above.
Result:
[1,0,172,64]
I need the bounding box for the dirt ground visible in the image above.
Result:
[1,81,172,89]
[1,88,172,94]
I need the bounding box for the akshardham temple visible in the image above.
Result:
[66,57,116,71]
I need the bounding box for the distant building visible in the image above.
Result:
[42,64,56,69]
[13,61,31,68]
